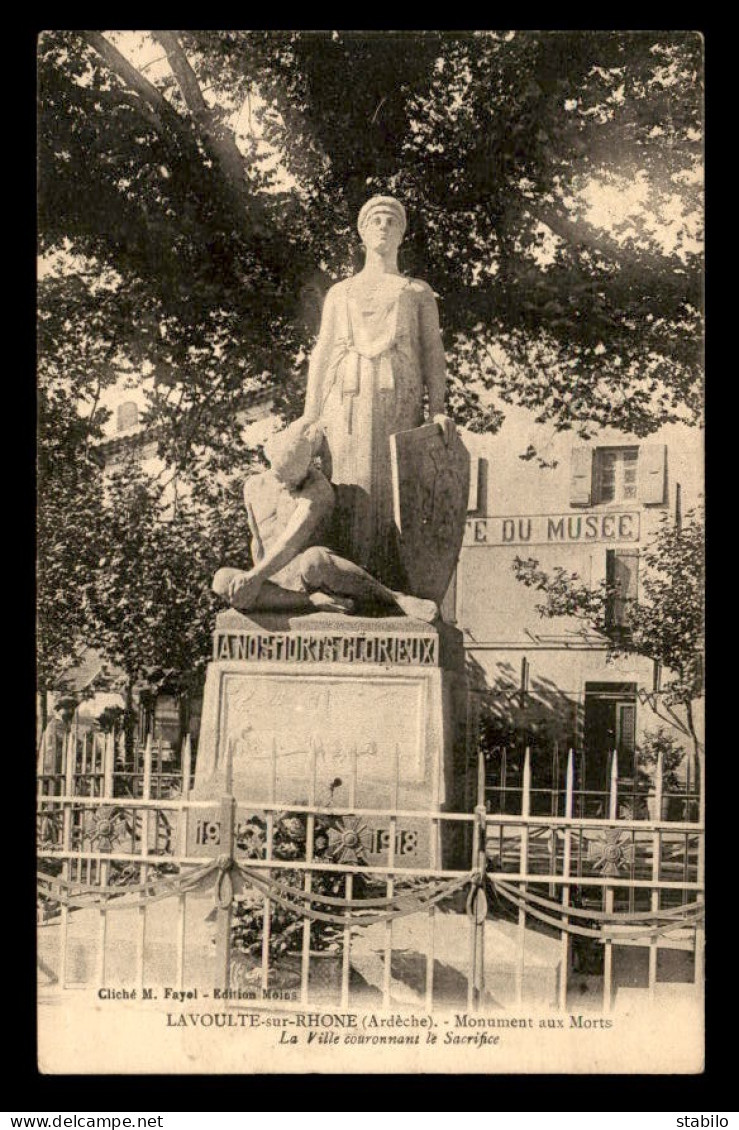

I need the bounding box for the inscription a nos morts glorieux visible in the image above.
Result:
[214,632,439,666]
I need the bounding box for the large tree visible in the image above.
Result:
[78,455,255,713]
[37,31,703,700]
[36,381,105,725]
[39,30,703,465]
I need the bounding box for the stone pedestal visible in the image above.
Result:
[193,610,469,868]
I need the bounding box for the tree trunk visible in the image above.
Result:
[685,698,703,778]
[38,683,49,742]
[125,678,135,763]
[178,687,191,760]
[151,31,272,239]
[82,31,198,149]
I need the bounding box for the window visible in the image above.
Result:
[595,447,638,504]
[569,444,667,508]
[605,548,639,632]
[117,401,139,432]
[466,455,485,514]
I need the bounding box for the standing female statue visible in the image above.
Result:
[304,195,455,590]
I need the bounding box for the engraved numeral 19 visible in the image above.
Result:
[196,820,222,845]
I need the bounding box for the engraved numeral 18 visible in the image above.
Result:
[370,829,418,856]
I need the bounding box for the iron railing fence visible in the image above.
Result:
[38,729,704,1013]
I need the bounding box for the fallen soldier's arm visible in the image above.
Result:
[244,499,264,563]
[230,475,334,605]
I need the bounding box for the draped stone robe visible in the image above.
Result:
[304,275,447,589]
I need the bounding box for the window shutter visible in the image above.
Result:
[606,549,639,629]
[569,446,593,507]
[638,444,667,505]
[117,401,139,432]
[617,703,636,758]
[467,455,480,512]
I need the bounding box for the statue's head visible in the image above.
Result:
[357,195,406,253]
[264,418,323,486]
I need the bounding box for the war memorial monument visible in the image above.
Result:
[193,196,472,866]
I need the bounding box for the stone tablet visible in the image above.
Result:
[390,422,471,603]
[192,611,471,870]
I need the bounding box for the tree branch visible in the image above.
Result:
[81,31,196,150]
[684,698,703,760]
[151,31,270,237]
[525,197,697,275]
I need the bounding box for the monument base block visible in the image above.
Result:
[193,610,470,868]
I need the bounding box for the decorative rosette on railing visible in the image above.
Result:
[326,815,372,865]
[586,829,636,877]
[82,805,129,852]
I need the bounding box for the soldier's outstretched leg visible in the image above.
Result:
[298,547,439,623]
[212,567,353,614]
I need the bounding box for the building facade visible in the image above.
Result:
[451,405,703,802]
[83,393,703,798]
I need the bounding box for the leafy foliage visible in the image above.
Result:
[634,727,688,796]
[37,31,703,693]
[39,31,703,458]
[80,458,254,691]
[629,509,704,707]
[512,507,704,745]
[37,382,105,694]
